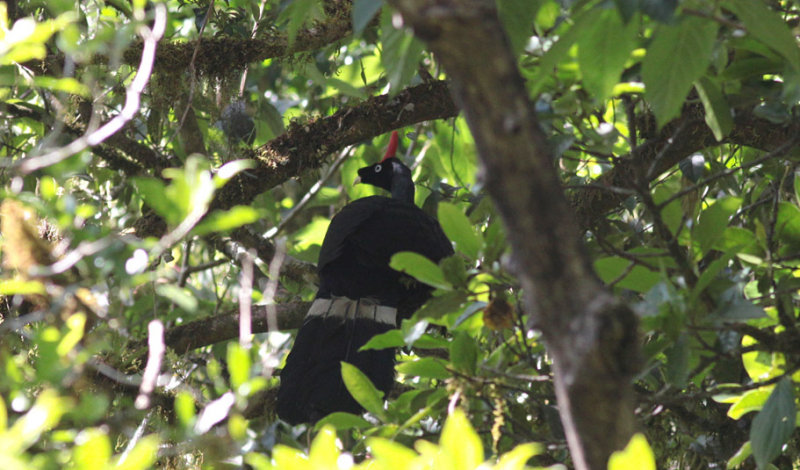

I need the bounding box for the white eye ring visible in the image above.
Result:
[374,164,382,172]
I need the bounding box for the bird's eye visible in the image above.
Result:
[374,164,382,173]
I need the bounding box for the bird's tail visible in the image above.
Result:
[276,297,397,425]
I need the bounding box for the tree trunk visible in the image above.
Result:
[386,0,640,468]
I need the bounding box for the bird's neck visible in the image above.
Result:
[391,178,415,203]
[389,161,415,203]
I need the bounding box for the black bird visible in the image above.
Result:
[276,131,453,424]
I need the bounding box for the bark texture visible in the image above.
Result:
[386,0,639,468]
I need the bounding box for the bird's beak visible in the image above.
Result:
[353,176,362,185]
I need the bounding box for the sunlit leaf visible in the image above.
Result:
[227,342,251,390]
[367,437,418,468]
[360,329,404,351]
[728,388,771,420]
[115,435,159,470]
[608,433,656,470]
[315,412,372,430]
[390,251,451,290]
[440,409,484,470]
[73,428,112,470]
[309,426,340,467]
[396,357,450,380]
[190,206,261,236]
[437,202,481,259]
[341,362,386,420]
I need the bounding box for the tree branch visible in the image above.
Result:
[130,301,310,354]
[121,0,356,77]
[387,0,638,468]
[210,79,458,213]
[570,106,800,229]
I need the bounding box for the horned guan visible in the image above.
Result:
[276,131,453,424]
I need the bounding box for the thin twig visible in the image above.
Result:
[17,4,167,174]
[264,145,354,239]
[264,237,287,334]
[239,249,255,348]
[135,319,165,410]
[164,1,215,149]
[655,138,797,210]
[179,258,228,286]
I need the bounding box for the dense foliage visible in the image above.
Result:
[2,0,800,468]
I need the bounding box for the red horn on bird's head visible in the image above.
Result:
[380,131,399,162]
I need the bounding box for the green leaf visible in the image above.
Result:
[214,159,256,187]
[73,428,112,470]
[437,202,481,259]
[381,10,426,93]
[577,6,638,102]
[695,197,742,256]
[390,251,451,290]
[750,377,796,469]
[0,279,45,295]
[272,444,312,470]
[664,333,690,388]
[642,17,718,127]
[279,0,323,47]
[593,257,661,293]
[415,291,466,320]
[396,357,450,379]
[527,10,592,95]
[728,388,771,420]
[497,0,538,57]
[775,202,800,245]
[9,389,68,452]
[314,412,372,430]
[132,177,182,225]
[742,336,784,382]
[227,342,251,390]
[367,437,418,468]
[0,395,6,431]
[360,329,404,351]
[495,443,542,470]
[794,173,800,208]
[613,0,639,23]
[641,0,676,23]
[440,409,484,469]
[695,77,733,141]
[440,255,468,288]
[155,284,198,313]
[690,254,732,306]
[727,441,752,469]
[115,435,159,470]
[340,362,386,420]
[190,206,261,236]
[174,391,196,427]
[608,433,656,470]
[309,426,340,467]
[31,76,90,97]
[712,286,764,323]
[449,331,478,375]
[725,0,800,71]
[353,0,383,36]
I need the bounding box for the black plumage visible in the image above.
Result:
[276,132,453,424]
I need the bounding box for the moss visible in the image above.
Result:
[0,200,55,275]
